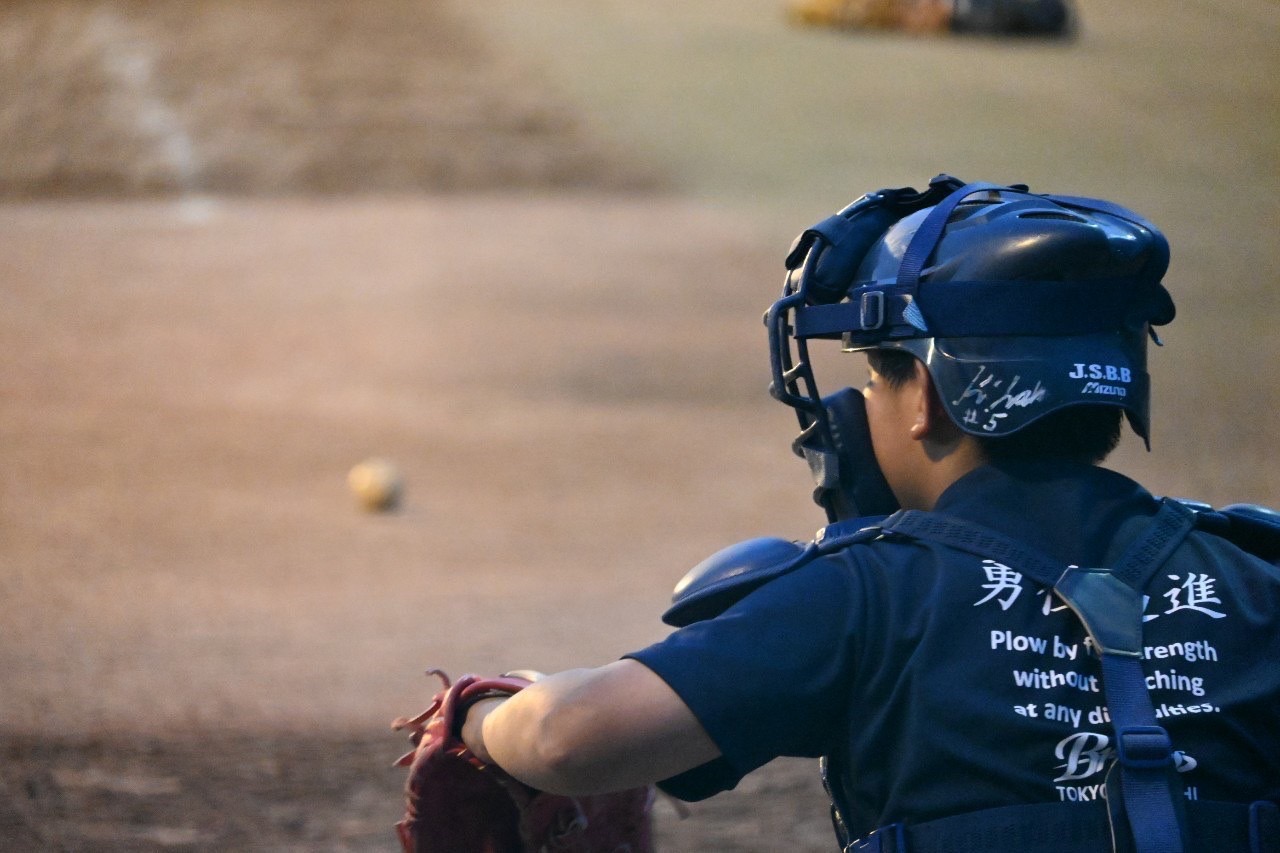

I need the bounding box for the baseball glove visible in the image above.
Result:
[392,669,655,853]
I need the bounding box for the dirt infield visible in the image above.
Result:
[0,196,838,851]
[2,0,1277,850]
[0,0,658,196]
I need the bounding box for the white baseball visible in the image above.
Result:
[347,458,404,512]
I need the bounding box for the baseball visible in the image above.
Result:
[347,458,404,512]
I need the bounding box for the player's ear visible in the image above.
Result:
[909,361,956,442]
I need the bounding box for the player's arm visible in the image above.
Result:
[461,658,719,795]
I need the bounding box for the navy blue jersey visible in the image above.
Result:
[626,462,1280,841]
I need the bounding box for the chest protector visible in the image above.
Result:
[665,501,1280,853]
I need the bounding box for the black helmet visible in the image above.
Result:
[766,175,1176,521]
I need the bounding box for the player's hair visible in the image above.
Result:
[866,348,1122,464]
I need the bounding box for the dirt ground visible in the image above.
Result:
[0,196,841,851]
[1,1,1277,851]
[0,0,658,196]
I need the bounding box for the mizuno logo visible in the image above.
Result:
[1081,382,1126,397]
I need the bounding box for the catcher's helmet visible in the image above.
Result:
[767,175,1175,521]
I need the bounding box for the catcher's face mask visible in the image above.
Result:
[766,175,1176,523]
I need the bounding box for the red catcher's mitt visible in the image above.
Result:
[392,669,655,853]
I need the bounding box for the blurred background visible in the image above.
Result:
[1,0,1276,849]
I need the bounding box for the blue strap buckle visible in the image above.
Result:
[846,822,906,853]
[860,291,885,330]
[1116,725,1174,769]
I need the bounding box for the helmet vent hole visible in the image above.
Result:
[1018,211,1088,222]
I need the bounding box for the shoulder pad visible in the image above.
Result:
[663,519,887,628]
[1220,502,1280,527]
[1176,499,1280,563]
[664,537,807,627]
[1218,503,1280,562]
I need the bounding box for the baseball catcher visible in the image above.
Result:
[392,176,1280,853]
[392,670,654,853]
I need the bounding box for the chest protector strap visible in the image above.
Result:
[857,500,1199,853]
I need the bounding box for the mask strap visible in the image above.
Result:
[896,181,1013,291]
